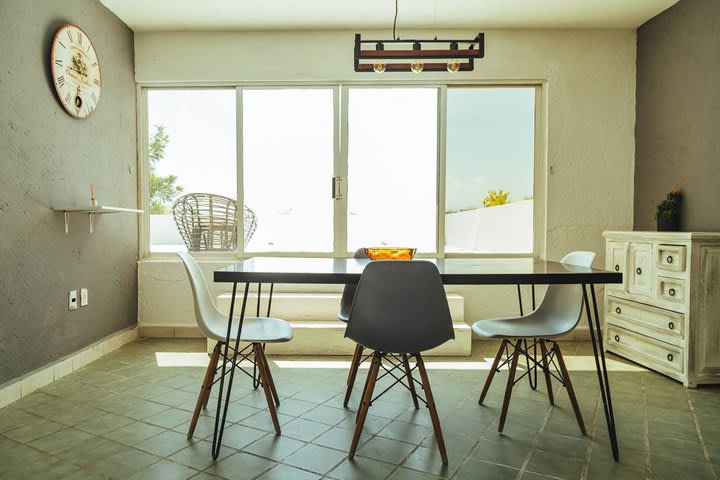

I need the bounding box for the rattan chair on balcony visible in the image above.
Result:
[172,193,257,251]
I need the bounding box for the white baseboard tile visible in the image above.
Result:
[139,326,203,338]
[0,325,139,409]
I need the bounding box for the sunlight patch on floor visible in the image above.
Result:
[153,352,647,373]
[154,352,255,368]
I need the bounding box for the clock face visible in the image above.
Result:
[50,24,102,119]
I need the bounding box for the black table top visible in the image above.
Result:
[214,257,622,285]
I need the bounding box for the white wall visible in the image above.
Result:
[134,29,636,336]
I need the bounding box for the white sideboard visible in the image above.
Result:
[603,231,720,387]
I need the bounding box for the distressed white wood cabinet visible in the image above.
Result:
[603,231,720,387]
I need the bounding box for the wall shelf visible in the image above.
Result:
[52,206,143,234]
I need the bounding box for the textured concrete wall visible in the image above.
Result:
[134,29,636,333]
[635,0,720,231]
[0,0,137,384]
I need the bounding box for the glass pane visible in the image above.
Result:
[243,89,334,252]
[445,88,535,254]
[347,88,438,252]
[147,89,236,252]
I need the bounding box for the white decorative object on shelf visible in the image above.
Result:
[603,231,720,387]
[52,206,143,234]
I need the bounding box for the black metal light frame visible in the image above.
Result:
[354,33,484,72]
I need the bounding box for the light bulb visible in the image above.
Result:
[447,59,460,73]
[373,61,387,74]
[410,60,424,73]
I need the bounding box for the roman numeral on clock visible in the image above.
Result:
[78,33,83,45]
[54,59,63,67]
[65,92,71,105]
[66,30,73,42]
[57,75,65,87]
[93,78,100,86]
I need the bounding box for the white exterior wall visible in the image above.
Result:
[134,28,636,336]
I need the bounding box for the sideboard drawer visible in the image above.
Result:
[607,324,684,374]
[657,276,687,305]
[657,244,687,273]
[607,296,684,340]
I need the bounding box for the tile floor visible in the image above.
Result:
[1,339,719,480]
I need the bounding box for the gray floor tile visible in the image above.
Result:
[358,436,416,464]
[127,459,198,479]
[285,443,348,474]
[135,429,197,457]
[328,457,396,480]
[90,448,159,478]
[455,459,520,480]
[205,451,276,480]
[1,338,719,480]
[255,464,321,480]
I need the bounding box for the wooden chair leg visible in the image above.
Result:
[253,343,281,435]
[402,354,419,409]
[416,353,448,465]
[553,343,587,435]
[344,344,364,408]
[202,342,222,409]
[349,352,381,459]
[539,340,554,405]
[479,339,507,405]
[498,340,522,433]
[188,341,221,439]
[257,345,280,407]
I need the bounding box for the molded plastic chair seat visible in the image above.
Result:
[204,316,293,344]
[472,313,572,339]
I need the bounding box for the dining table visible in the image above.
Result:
[209,257,623,461]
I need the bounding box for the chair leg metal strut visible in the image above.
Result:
[349,352,448,465]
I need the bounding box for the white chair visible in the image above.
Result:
[473,251,595,435]
[177,252,292,437]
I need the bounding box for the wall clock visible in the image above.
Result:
[50,24,102,119]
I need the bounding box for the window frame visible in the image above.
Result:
[137,81,546,260]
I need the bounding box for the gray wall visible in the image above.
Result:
[635,0,720,231]
[0,0,137,385]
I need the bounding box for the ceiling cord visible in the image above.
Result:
[393,0,399,40]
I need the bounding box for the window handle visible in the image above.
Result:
[332,177,342,200]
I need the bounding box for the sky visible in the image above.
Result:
[446,87,535,212]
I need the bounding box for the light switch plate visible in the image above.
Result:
[69,290,78,310]
[80,288,88,307]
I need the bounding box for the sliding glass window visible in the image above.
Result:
[147,89,236,252]
[144,85,537,256]
[445,87,535,254]
[243,89,335,252]
[346,88,438,252]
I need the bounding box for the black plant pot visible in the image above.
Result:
[657,215,680,232]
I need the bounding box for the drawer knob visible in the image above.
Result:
[636,267,642,275]
[667,255,673,264]
[668,321,675,330]
[669,288,676,297]
[615,307,622,314]
[667,353,674,362]
[614,264,620,272]
[614,335,620,342]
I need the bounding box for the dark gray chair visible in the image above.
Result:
[345,261,454,464]
[339,248,371,407]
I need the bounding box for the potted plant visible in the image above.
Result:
[655,188,682,231]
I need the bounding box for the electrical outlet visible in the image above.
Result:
[68,290,78,311]
[80,288,88,307]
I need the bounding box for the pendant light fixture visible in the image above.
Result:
[354,0,484,73]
